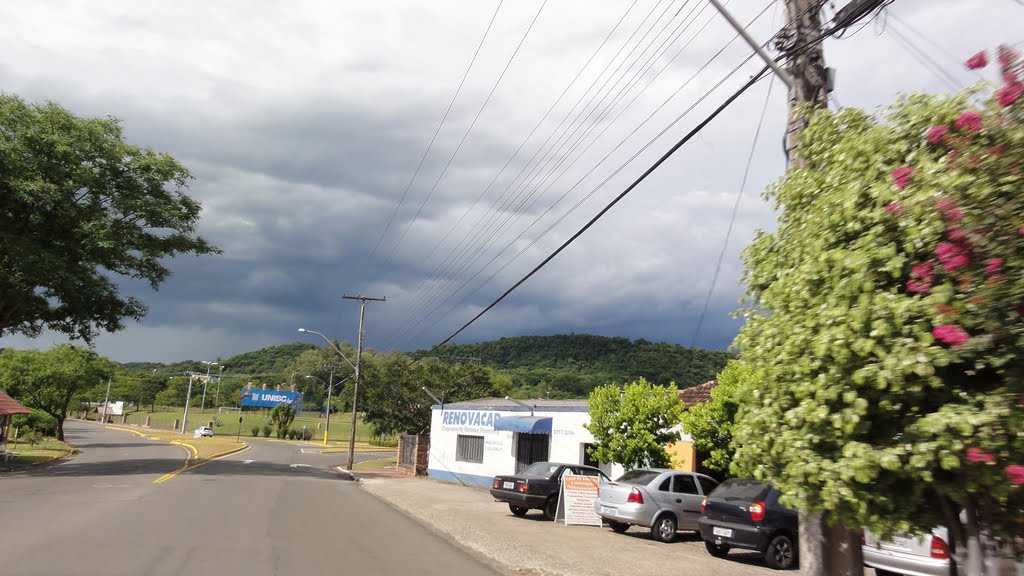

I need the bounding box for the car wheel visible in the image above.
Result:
[764,534,796,570]
[508,504,528,517]
[542,496,558,521]
[704,540,730,557]
[651,514,677,543]
[608,521,629,534]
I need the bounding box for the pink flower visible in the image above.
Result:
[935,242,970,272]
[926,125,949,144]
[1019,226,1024,236]
[911,260,935,281]
[946,226,969,243]
[1007,465,1024,485]
[933,324,971,347]
[985,258,1003,274]
[884,202,904,215]
[996,82,1022,107]
[907,279,932,294]
[955,111,983,132]
[966,51,988,69]
[936,199,964,221]
[967,447,995,463]
[891,166,915,190]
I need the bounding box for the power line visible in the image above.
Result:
[433,65,771,349]
[389,0,728,339]
[886,11,984,82]
[370,0,506,256]
[691,74,775,347]
[885,23,960,91]
[394,3,775,347]
[387,0,550,260]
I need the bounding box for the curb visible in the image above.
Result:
[332,466,357,481]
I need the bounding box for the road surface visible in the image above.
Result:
[0,421,500,576]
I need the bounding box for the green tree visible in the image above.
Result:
[731,47,1024,572]
[679,360,756,474]
[585,378,683,469]
[269,403,296,439]
[0,94,219,343]
[0,345,112,440]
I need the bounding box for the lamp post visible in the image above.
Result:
[504,396,535,416]
[308,372,353,447]
[215,365,225,406]
[199,361,218,415]
[298,328,361,464]
[181,374,195,434]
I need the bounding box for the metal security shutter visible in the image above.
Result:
[456,435,484,463]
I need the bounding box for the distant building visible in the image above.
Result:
[0,390,30,459]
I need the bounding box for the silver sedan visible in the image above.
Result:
[594,469,719,543]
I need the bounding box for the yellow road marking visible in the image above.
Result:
[153,443,248,484]
[104,426,151,438]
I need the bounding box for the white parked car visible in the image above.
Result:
[193,426,214,438]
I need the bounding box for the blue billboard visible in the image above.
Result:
[241,389,303,408]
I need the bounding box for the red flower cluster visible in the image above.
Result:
[997,82,1022,107]
[966,51,988,70]
[955,111,983,132]
[891,166,914,190]
[936,242,970,272]
[932,324,971,347]
[984,258,1003,275]
[907,260,935,294]
[935,199,964,221]
[967,447,995,463]
[1007,465,1024,486]
[884,201,904,216]
[926,125,949,144]
[997,45,1020,84]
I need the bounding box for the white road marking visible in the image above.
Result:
[242,460,254,464]
[289,464,311,468]
[300,449,322,454]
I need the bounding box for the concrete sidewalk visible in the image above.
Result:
[358,474,783,576]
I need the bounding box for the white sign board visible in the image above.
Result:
[558,474,602,526]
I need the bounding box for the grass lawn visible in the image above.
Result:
[108,408,392,445]
[0,437,75,472]
[353,456,398,470]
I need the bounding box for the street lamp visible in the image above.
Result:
[199,361,218,415]
[181,374,196,434]
[307,372,354,447]
[214,365,226,406]
[298,328,361,464]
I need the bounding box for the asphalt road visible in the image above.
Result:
[0,421,501,576]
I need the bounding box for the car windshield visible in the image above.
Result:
[709,478,771,501]
[519,462,560,477]
[616,469,660,485]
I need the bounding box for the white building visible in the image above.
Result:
[427,398,626,487]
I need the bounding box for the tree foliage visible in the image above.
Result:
[680,360,756,473]
[731,46,1024,564]
[0,94,219,342]
[0,344,112,440]
[269,403,296,439]
[585,378,683,469]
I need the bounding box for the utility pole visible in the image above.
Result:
[342,294,386,471]
[707,1,861,574]
[181,374,195,434]
[100,378,112,424]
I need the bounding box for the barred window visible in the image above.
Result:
[456,435,484,463]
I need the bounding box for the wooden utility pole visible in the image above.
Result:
[342,294,386,471]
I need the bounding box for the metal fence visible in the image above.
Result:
[399,434,416,467]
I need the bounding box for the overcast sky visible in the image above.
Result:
[1,0,1020,363]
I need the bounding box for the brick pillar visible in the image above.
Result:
[414,435,430,476]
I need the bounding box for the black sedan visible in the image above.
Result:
[698,478,799,570]
[490,461,608,520]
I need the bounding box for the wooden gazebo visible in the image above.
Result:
[0,390,30,459]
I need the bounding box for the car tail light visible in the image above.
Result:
[517,481,529,493]
[701,498,707,513]
[930,535,950,559]
[492,479,501,489]
[627,487,644,504]
[749,501,765,522]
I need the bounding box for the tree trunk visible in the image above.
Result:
[827,523,864,576]
[800,512,865,576]
[56,415,65,441]
[964,498,986,576]
[800,512,828,576]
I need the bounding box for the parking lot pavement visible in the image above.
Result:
[358,476,783,576]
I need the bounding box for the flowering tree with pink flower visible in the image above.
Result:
[731,45,1023,573]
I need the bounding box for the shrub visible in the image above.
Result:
[11,408,58,437]
[370,434,398,448]
[261,424,273,437]
[251,425,261,437]
[21,430,44,446]
[301,428,313,441]
[286,429,297,440]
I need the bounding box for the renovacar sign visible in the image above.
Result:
[241,390,302,408]
[440,410,499,433]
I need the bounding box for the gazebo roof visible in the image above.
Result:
[0,390,30,416]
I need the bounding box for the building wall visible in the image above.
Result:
[427,406,624,487]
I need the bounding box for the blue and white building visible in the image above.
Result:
[426,397,626,487]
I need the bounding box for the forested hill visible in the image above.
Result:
[423,334,731,389]
[121,342,318,377]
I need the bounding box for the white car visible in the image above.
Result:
[193,426,214,438]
